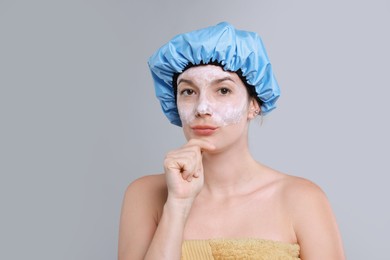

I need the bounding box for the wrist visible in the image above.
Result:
[164,196,194,218]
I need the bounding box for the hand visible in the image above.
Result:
[164,139,215,203]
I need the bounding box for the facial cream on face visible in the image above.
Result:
[177,65,249,127]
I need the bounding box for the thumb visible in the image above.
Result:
[186,139,216,152]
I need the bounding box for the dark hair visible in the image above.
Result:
[172,61,263,112]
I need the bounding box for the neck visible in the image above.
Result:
[201,137,259,197]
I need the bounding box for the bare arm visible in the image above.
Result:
[144,197,193,259]
[289,179,345,260]
[118,175,165,260]
[118,139,215,260]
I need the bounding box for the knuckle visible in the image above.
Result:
[189,150,197,158]
[163,156,171,165]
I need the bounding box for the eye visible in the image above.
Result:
[179,89,196,96]
[218,87,232,95]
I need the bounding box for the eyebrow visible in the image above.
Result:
[177,76,236,86]
[177,78,194,86]
[212,77,236,85]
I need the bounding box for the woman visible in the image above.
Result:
[118,22,345,259]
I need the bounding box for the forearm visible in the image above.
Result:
[144,198,193,260]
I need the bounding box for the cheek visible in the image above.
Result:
[213,98,248,126]
[177,102,195,125]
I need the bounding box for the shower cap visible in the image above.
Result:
[148,22,280,126]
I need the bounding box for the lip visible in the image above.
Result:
[190,125,219,136]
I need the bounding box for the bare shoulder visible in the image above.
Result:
[118,174,168,260]
[127,173,166,189]
[270,171,345,259]
[279,174,328,205]
[125,173,167,198]
[271,172,332,225]
[123,174,168,218]
[259,165,326,203]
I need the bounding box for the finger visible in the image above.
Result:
[165,157,193,175]
[193,168,202,178]
[185,139,216,152]
[180,167,197,181]
[168,156,197,180]
[167,149,198,159]
[167,150,200,169]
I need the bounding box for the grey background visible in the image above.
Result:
[1,0,389,259]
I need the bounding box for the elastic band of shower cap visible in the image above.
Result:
[148,22,281,127]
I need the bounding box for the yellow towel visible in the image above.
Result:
[182,238,300,260]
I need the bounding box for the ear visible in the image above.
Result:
[247,98,260,120]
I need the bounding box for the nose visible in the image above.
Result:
[195,94,213,118]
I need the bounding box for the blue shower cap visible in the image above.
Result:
[148,22,280,126]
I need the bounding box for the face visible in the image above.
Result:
[177,65,255,139]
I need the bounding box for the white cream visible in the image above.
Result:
[176,65,249,127]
